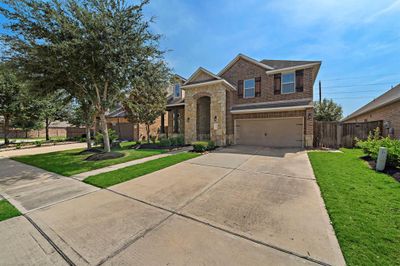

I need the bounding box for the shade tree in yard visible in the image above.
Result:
[0,0,169,152]
[314,98,343,121]
[0,64,22,144]
[123,61,170,143]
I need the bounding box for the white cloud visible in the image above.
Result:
[364,0,400,23]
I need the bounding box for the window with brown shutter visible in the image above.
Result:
[255,77,261,97]
[273,74,281,95]
[237,80,243,98]
[296,70,304,92]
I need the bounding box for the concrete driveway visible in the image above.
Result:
[0,145,345,265]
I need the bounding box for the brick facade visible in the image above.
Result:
[220,58,315,105]
[344,100,400,139]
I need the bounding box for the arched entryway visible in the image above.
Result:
[196,96,211,140]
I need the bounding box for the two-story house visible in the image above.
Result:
[165,54,321,148]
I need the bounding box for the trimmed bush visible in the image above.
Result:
[159,138,171,147]
[207,140,215,150]
[170,137,178,146]
[356,128,400,167]
[176,135,185,146]
[192,141,209,152]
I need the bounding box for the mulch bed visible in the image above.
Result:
[361,155,400,182]
[77,148,103,155]
[85,152,124,161]
[132,143,189,150]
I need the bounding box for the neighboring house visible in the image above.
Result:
[105,74,186,141]
[173,54,320,148]
[342,84,400,139]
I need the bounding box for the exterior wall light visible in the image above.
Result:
[214,115,217,122]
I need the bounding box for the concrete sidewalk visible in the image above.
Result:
[0,143,86,158]
[71,153,172,180]
[0,157,98,213]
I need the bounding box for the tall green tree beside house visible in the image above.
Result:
[0,64,22,144]
[124,61,170,143]
[314,98,343,121]
[0,0,169,152]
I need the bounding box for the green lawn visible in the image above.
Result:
[84,152,200,188]
[308,149,400,266]
[12,144,166,176]
[0,200,21,221]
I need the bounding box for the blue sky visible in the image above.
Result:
[144,0,400,116]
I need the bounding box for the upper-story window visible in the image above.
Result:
[174,84,181,97]
[244,79,255,98]
[281,72,295,94]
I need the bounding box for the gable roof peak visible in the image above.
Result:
[184,67,221,85]
[218,53,274,76]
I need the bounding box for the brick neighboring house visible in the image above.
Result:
[172,54,320,148]
[342,84,400,139]
[106,74,186,141]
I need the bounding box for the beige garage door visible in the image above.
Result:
[235,117,303,147]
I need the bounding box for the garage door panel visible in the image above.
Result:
[235,118,303,147]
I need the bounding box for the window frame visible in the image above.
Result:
[243,78,255,98]
[174,83,181,98]
[281,72,296,94]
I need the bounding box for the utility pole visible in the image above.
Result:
[319,80,322,103]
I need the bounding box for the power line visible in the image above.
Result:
[321,73,400,81]
[321,81,398,89]
[323,89,384,95]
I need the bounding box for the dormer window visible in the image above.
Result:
[174,84,181,97]
[281,72,295,94]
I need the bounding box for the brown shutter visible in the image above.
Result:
[237,80,243,98]
[255,77,261,97]
[296,70,304,92]
[273,74,281,95]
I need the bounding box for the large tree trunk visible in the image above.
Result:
[45,118,50,141]
[99,112,111,152]
[3,115,9,145]
[85,125,92,150]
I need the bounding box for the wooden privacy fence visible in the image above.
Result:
[314,120,383,148]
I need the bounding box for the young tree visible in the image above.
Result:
[314,98,343,121]
[0,65,22,144]
[124,62,170,143]
[68,99,97,149]
[0,0,168,152]
[39,92,71,141]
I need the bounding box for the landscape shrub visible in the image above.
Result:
[192,141,208,152]
[176,135,185,146]
[169,137,178,146]
[356,128,400,167]
[94,129,118,146]
[16,143,21,149]
[34,140,42,147]
[150,135,157,144]
[207,140,215,150]
[159,138,171,147]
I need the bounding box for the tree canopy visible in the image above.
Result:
[314,98,343,121]
[0,0,170,151]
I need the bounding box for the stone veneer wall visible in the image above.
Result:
[184,83,227,146]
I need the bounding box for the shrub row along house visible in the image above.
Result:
[107,54,321,148]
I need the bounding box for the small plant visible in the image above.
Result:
[356,127,400,168]
[170,137,178,146]
[16,143,21,149]
[192,141,209,152]
[34,140,42,147]
[95,129,118,146]
[159,138,171,147]
[207,140,216,150]
[150,135,157,144]
[176,135,185,146]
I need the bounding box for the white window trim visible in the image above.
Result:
[281,72,296,94]
[244,78,255,98]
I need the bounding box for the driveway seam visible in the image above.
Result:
[23,215,76,266]
[107,188,331,266]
